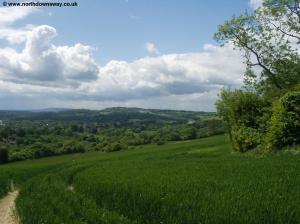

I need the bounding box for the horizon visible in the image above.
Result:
[0,106,216,113]
[0,0,261,111]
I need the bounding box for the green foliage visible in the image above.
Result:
[215,0,300,152]
[105,142,124,152]
[181,126,197,140]
[215,0,300,92]
[156,140,165,145]
[216,89,267,151]
[281,91,300,112]
[0,108,224,163]
[266,91,300,150]
[63,141,86,154]
[231,125,261,152]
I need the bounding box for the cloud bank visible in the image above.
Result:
[0,5,245,111]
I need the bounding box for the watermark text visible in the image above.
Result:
[2,1,78,7]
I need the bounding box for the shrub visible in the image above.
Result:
[62,141,86,154]
[181,127,197,140]
[231,125,261,152]
[156,140,165,145]
[266,91,300,150]
[110,142,123,152]
[104,142,124,152]
[9,149,34,162]
[216,89,267,152]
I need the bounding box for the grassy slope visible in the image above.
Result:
[1,135,300,223]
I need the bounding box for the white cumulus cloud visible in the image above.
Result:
[78,43,244,101]
[0,6,246,111]
[145,42,159,54]
[0,6,37,44]
[0,6,36,25]
[0,25,99,85]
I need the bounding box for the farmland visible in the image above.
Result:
[1,135,300,223]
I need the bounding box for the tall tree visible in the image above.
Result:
[214,0,300,92]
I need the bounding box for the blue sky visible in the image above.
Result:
[12,0,251,64]
[0,0,258,111]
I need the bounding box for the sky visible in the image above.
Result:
[0,0,262,111]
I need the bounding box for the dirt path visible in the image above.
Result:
[0,191,19,224]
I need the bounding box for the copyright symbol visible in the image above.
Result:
[3,1,7,6]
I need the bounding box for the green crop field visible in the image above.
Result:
[1,135,300,224]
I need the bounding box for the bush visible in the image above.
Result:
[110,142,123,152]
[266,91,300,150]
[181,127,197,140]
[231,125,261,152]
[30,143,54,158]
[216,89,267,152]
[156,140,165,145]
[9,149,34,162]
[104,142,125,152]
[62,141,86,154]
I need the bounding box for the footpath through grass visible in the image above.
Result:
[1,135,300,223]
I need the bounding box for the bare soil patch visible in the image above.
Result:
[0,191,19,224]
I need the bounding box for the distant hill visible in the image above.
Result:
[0,107,216,125]
[30,108,69,113]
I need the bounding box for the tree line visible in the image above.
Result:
[0,116,224,163]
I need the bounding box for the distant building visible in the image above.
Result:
[0,120,3,126]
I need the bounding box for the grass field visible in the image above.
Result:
[1,135,300,223]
